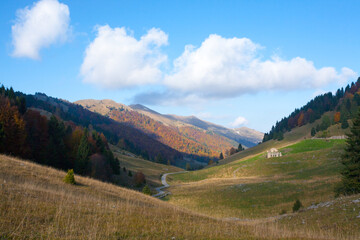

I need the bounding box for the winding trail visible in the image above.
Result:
[152,171,187,198]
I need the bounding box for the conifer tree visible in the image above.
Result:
[75,130,90,174]
[63,169,76,184]
[336,110,360,195]
[142,184,151,195]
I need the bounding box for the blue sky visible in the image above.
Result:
[0,0,359,133]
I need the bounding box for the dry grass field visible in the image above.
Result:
[0,154,253,240]
[0,150,359,239]
[1,154,328,240]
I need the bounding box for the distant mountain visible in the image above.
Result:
[77,100,236,160]
[233,127,264,146]
[130,104,263,148]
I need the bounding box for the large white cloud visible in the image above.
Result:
[11,0,70,59]
[80,25,168,89]
[164,34,357,98]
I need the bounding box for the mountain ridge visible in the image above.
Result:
[130,103,263,147]
[77,99,241,160]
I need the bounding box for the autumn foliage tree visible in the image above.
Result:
[0,96,27,156]
[334,112,341,123]
[133,171,146,187]
[0,84,120,184]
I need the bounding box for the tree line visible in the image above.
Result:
[0,85,119,182]
[263,77,360,142]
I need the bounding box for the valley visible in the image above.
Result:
[2,1,360,239]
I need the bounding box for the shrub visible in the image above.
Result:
[142,184,151,195]
[128,170,132,177]
[63,169,76,184]
[133,171,146,187]
[292,199,303,212]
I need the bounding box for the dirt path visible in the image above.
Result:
[152,171,187,198]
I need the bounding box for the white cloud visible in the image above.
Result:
[80,25,168,89]
[11,0,70,59]
[165,34,357,98]
[230,116,248,128]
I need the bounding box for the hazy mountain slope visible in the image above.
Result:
[77,100,235,160]
[234,127,264,145]
[131,104,263,147]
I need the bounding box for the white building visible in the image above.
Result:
[266,148,282,158]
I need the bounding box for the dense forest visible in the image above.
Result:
[0,85,119,182]
[263,77,360,142]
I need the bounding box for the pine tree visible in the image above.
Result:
[63,169,76,184]
[311,127,316,137]
[336,110,360,195]
[292,199,302,212]
[219,152,224,160]
[142,184,151,195]
[75,131,90,174]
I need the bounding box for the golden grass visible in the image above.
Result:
[0,154,261,240]
[1,154,350,239]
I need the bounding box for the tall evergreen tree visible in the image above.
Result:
[75,130,90,174]
[47,115,67,169]
[336,110,360,195]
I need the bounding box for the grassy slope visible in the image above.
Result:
[110,144,182,187]
[165,138,360,239]
[3,154,356,239]
[0,154,261,240]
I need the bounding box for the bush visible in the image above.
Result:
[128,170,132,177]
[133,171,146,187]
[63,169,75,184]
[292,199,303,212]
[142,184,151,195]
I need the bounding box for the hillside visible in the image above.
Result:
[23,93,183,165]
[109,144,182,188]
[263,77,360,142]
[165,138,360,239]
[131,104,263,147]
[76,99,236,160]
[0,154,321,240]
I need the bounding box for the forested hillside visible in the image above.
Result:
[263,77,360,141]
[24,93,183,164]
[0,85,119,182]
[77,100,235,160]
